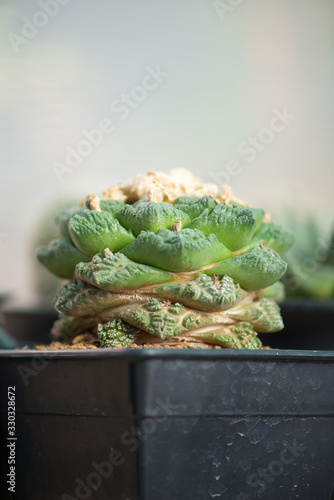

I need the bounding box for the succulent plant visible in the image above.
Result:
[37,170,293,349]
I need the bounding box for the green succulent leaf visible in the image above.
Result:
[118,299,216,339]
[251,223,294,256]
[121,228,231,272]
[51,314,97,340]
[93,199,125,216]
[54,280,131,316]
[97,319,141,347]
[55,207,84,238]
[186,322,262,349]
[173,196,217,220]
[75,251,173,292]
[36,237,90,279]
[258,281,285,301]
[146,274,245,312]
[205,246,287,290]
[230,202,265,231]
[227,298,284,332]
[69,209,135,257]
[187,204,258,251]
[115,200,190,236]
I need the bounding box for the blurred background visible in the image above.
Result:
[1,0,333,308]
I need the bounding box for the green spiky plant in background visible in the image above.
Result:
[36,170,293,349]
[283,216,334,299]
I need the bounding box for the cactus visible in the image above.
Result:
[37,170,292,349]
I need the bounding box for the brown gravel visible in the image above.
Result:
[130,342,222,349]
[32,341,271,351]
[31,331,271,351]
[32,341,222,350]
[34,342,99,350]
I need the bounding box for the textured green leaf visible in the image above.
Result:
[121,228,231,272]
[75,252,173,292]
[187,204,258,251]
[69,209,135,257]
[146,274,245,311]
[186,322,262,349]
[251,222,294,255]
[36,237,90,278]
[54,280,131,316]
[51,314,97,340]
[173,195,217,220]
[97,319,141,347]
[115,200,190,236]
[227,298,284,332]
[118,299,216,339]
[258,281,285,301]
[231,202,264,231]
[94,199,125,216]
[205,247,287,290]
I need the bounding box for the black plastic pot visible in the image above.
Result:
[0,349,334,500]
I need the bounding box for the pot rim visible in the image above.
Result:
[0,348,333,361]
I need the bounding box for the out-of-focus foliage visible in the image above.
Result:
[283,217,334,299]
[0,294,18,349]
